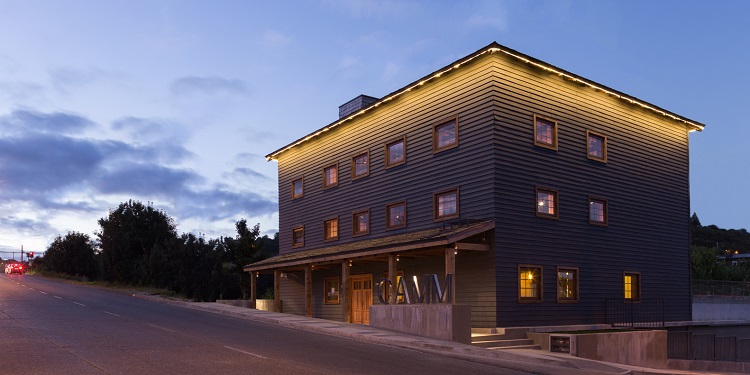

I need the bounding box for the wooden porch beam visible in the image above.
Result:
[305,265,312,317]
[445,247,455,304]
[273,270,281,313]
[455,242,489,251]
[249,271,257,309]
[341,261,351,323]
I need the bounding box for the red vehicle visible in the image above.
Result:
[4,263,24,274]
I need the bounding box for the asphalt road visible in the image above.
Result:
[0,274,532,375]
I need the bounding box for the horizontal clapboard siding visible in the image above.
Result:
[273,50,693,328]
[278,58,498,253]
[490,54,691,326]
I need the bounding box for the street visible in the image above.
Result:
[0,274,529,374]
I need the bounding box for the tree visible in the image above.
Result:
[44,232,97,279]
[97,200,178,284]
[230,219,262,299]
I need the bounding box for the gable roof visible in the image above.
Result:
[266,41,704,161]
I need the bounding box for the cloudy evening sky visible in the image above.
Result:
[1,0,748,257]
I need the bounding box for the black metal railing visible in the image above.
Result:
[605,298,664,328]
[668,331,750,362]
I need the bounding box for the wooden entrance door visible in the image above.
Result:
[351,274,372,324]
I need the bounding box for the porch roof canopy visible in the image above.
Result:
[244,220,495,273]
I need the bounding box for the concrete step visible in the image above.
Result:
[472,338,538,349]
[488,344,542,350]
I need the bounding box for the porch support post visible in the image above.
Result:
[341,261,351,323]
[305,265,312,317]
[274,269,282,313]
[445,247,456,304]
[249,271,257,309]
[388,254,397,304]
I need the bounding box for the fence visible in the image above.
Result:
[668,331,750,362]
[693,280,750,297]
[605,298,664,328]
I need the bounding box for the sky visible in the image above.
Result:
[0,0,748,258]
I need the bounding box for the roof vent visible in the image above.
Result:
[338,95,378,119]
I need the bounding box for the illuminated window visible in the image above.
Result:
[536,188,558,219]
[351,151,369,179]
[385,137,406,168]
[624,272,640,300]
[519,265,542,302]
[534,115,557,150]
[324,218,338,241]
[433,117,458,152]
[352,210,370,236]
[323,164,338,189]
[434,189,459,221]
[589,198,607,225]
[292,177,304,199]
[386,201,407,229]
[557,268,578,302]
[587,131,607,162]
[292,226,304,248]
[324,276,340,304]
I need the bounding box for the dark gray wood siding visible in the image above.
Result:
[490,54,691,326]
[273,51,693,328]
[276,58,498,256]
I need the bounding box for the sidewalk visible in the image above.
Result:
[139,295,743,375]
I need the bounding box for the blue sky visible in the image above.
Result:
[0,0,748,257]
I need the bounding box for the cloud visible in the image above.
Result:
[112,116,191,145]
[178,187,277,221]
[262,30,292,46]
[0,215,55,237]
[49,66,107,92]
[225,167,271,181]
[94,162,201,196]
[0,109,94,135]
[0,81,46,104]
[170,76,250,97]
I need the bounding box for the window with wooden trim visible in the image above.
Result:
[352,210,370,236]
[324,276,340,304]
[433,117,458,152]
[533,115,558,150]
[323,164,338,189]
[587,131,607,162]
[624,272,640,300]
[385,137,406,168]
[292,177,304,199]
[589,198,608,225]
[434,188,459,221]
[292,226,304,248]
[386,201,407,229]
[351,151,369,180]
[557,267,579,302]
[324,218,339,241]
[519,265,542,302]
[536,188,558,219]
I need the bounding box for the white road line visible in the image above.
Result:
[53,296,62,299]
[224,346,268,359]
[73,302,86,306]
[148,324,176,333]
[103,311,120,317]
[40,291,47,294]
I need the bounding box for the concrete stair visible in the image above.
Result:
[471,329,541,350]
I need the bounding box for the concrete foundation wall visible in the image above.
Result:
[574,330,667,369]
[217,299,274,311]
[693,298,750,321]
[370,304,471,344]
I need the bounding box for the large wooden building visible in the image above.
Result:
[245,42,704,328]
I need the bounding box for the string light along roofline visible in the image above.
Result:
[265,42,704,161]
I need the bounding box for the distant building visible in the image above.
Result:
[245,42,704,328]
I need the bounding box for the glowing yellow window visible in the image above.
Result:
[624,273,640,300]
[519,266,542,302]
